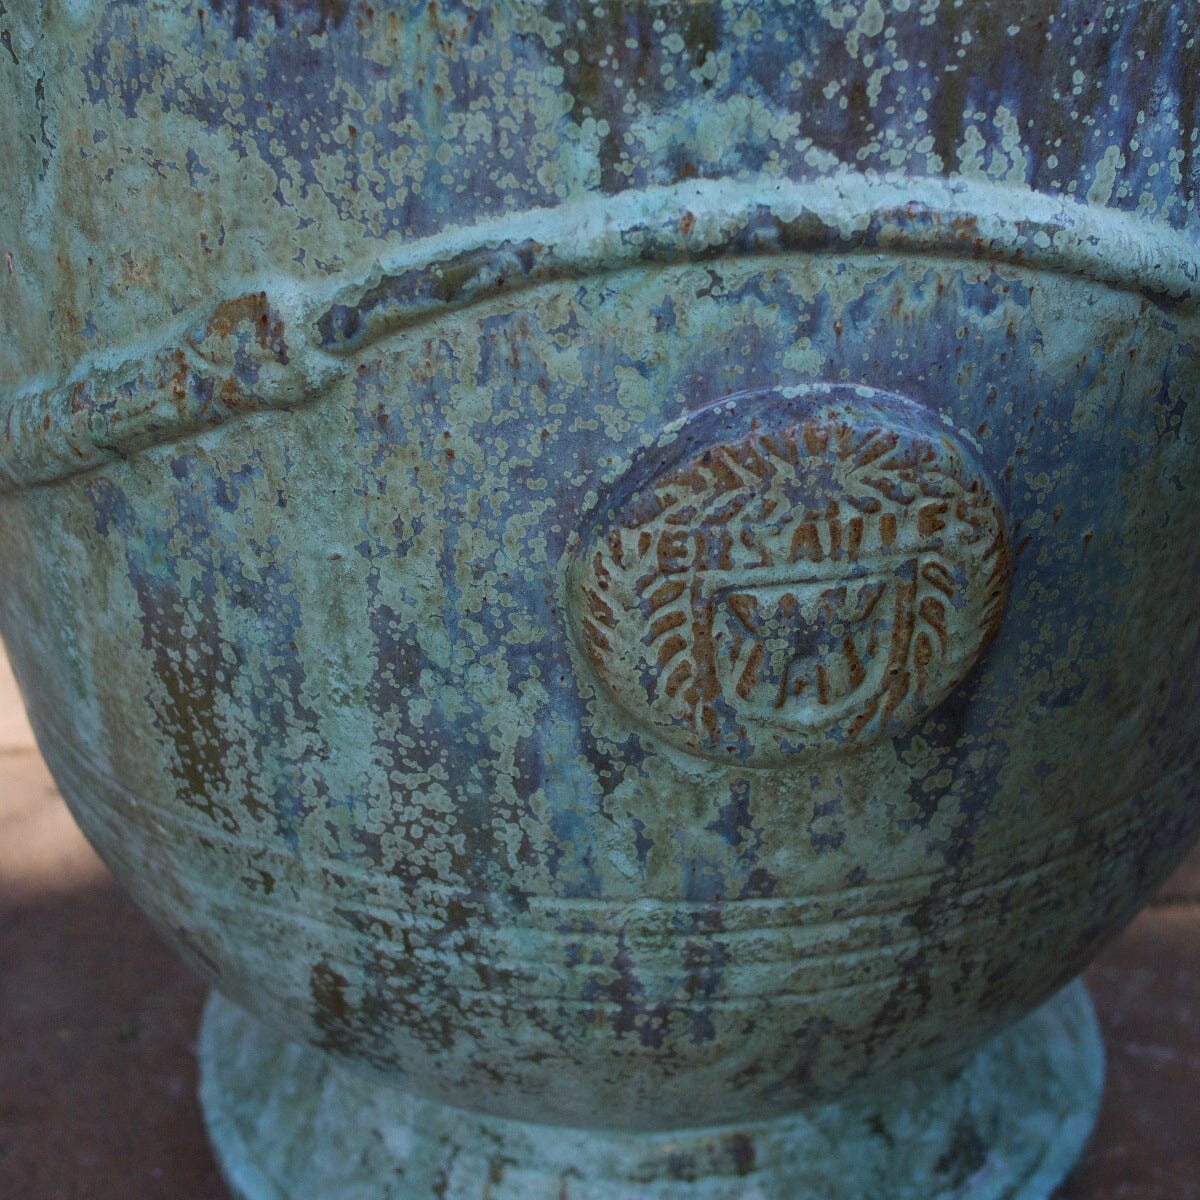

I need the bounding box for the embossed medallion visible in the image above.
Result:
[568,385,1010,765]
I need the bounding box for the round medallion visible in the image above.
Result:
[567,384,1010,766]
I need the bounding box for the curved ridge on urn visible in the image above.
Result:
[3,173,1196,497]
[314,174,1200,354]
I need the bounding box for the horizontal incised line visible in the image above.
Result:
[113,852,1072,982]
[46,721,1196,945]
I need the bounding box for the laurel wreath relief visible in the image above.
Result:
[570,388,1010,766]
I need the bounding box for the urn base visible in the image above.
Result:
[198,982,1102,1200]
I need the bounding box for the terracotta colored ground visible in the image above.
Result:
[1,645,1196,1199]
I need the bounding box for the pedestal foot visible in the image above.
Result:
[199,981,1102,1200]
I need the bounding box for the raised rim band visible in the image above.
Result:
[2,172,1197,495]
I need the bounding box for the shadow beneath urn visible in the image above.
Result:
[0,755,228,1200]
[1056,894,1200,1200]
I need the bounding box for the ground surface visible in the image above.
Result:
[2,646,1196,1199]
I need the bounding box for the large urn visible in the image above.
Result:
[1,3,1197,1197]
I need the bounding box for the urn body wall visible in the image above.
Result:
[1,2,1198,1196]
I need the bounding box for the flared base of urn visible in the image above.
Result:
[198,981,1102,1200]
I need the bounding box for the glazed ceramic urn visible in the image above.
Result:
[2,1,1198,1197]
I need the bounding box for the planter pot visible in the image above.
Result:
[1,2,1197,1197]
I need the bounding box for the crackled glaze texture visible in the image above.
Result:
[0,1,1198,1196]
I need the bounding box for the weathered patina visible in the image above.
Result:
[1,2,1197,1196]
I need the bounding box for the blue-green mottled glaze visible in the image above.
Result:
[0,1,1196,1195]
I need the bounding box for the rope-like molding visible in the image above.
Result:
[0,291,337,494]
[316,174,1200,353]
[2,174,1196,495]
